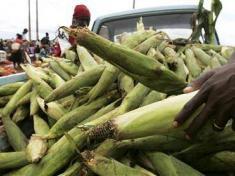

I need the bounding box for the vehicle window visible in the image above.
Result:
[98,13,193,42]
[99,26,110,40]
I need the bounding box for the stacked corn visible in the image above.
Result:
[0,21,234,176]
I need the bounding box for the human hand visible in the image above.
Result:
[173,60,235,139]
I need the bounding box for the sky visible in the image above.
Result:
[0,0,234,45]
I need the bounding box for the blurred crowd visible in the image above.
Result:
[0,28,61,68]
[0,4,91,70]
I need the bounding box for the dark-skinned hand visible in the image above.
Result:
[173,53,235,139]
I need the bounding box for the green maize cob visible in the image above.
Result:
[0,82,24,96]
[120,157,156,176]
[174,127,235,163]
[4,108,120,176]
[208,49,227,65]
[30,90,39,116]
[65,50,77,62]
[134,34,163,54]
[1,115,28,151]
[194,151,235,172]
[37,97,67,121]
[192,46,211,66]
[12,105,29,123]
[175,57,188,81]
[140,91,166,107]
[221,46,234,59]
[0,95,12,107]
[87,63,119,102]
[82,151,152,176]
[33,115,50,135]
[47,70,65,88]
[0,151,29,170]
[121,30,156,48]
[157,40,168,52]
[210,56,221,69]
[64,27,186,94]
[23,65,53,98]
[145,152,203,176]
[45,65,105,102]
[93,54,104,64]
[26,135,47,163]
[117,73,135,98]
[0,129,9,152]
[118,83,150,114]
[184,49,201,78]
[57,60,79,76]
[190,44,222,52]
[47,90,120,138]
[163,46,177,63]
[49,61,71,81]
[80,99,121,125]
[119,134,191,152]
[88,91,201,141]
[2,80,32,116]
[58,161,81,176]
[17,92,32,106]
[76,45,98,71]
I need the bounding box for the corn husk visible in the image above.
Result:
[26,135,48,163]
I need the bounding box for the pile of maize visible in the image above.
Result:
[0,21,234,176]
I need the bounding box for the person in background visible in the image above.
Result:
[56,4,91,56]
[0,40,4,50]
[28,42,36,61]
[52,41,61,57]
[71,4,91,28]
[174,53,235,139]
[22,28,28,41]
[21,28,29,53]
[39,45,47,58]
[69,4,91,45]
[9,34,25,68]
[36,39,40,46]
[34,43,41,60]
[5,40,12,53]
[15,34,23,44]
[41,32,50,46]
[41,32,50,54]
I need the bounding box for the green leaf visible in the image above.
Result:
[212,0,222,24]
[198,0,204,14]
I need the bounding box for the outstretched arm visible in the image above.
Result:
[174,52,235,139]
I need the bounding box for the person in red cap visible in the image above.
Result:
[72,4,91,28]
[69,4,91,45]
[57,4,90,56]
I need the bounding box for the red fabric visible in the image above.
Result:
[53,42,61,57]
[15,38,23,44]
[69,36,76,46]
[73,4,90,19]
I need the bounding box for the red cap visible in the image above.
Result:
[73,4,90,19]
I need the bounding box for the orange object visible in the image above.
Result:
[0,65,17,76]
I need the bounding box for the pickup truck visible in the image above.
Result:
[0,6,225,176]
[0,7,225,176]
[92,5,219,43]
[0,5,219,86]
